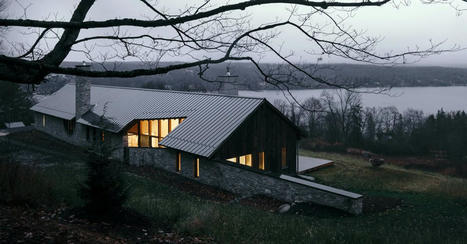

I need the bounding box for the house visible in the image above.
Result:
[31,76,363,214]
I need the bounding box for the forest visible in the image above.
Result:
[276,90,467,163]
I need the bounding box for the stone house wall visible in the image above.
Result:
[34,112,124,159]
[127,147,362,214]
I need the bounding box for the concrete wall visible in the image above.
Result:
[127,147,362,214]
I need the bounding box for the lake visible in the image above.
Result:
[239,86,467,114]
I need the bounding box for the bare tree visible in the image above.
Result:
[0,0,462,90]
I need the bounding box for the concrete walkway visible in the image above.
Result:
[298,156,334,173]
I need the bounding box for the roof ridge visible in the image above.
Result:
[66,82,265,101]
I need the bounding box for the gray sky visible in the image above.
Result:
[4,0,467,67]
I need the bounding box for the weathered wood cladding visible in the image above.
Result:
[213,102,298,174]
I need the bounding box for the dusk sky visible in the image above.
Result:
[4,0,467,67]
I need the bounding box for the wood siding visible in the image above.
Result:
[213,102,298,174]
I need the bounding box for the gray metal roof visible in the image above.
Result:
[31,83,264,158]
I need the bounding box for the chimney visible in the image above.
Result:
[75,61,91,119]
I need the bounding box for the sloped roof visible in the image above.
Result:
[31,83,264,157]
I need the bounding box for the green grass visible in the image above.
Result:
[39,152,467,244]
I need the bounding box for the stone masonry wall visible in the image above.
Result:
[34,112,124,160]
[128,148,362,214]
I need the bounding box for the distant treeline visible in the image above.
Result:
[276,90,467,162]
[46,62,467,93]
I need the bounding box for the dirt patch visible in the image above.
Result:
[0,204,214,243]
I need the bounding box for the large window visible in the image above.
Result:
[126,118,185,148]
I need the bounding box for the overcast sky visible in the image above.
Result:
[4,0,467,67]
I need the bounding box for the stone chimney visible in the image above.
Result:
[75,61,91,119]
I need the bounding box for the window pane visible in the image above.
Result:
[245,154,252,167]
[239,155,245,165]
[150,120,158,136]
[160,119,169,137]
[140,135,150,147]
[140,120,149,135]
[226,157,237,163]
[128,135,138,147]
[259,152,265,170]
[176,152,181,172]
[170,119,179,131]
[151,137,159,148]
[127,123,139,147]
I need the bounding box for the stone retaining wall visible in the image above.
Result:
[128,148,363,214]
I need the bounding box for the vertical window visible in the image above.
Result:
[194,158,200,178]
[176,152,181,172]
[259,152,265,170]
[171,119,180,130]
[160,119,169,138]
[239,154,252,167]
[281,147,287,169]
[150,120,159,147]
[101,131,105,142]
[226,157,237,163]
[42,115,46,127]
[140,120,149,147]
[127,123,139,147]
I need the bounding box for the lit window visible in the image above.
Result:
[151,137,159,148]
[101,131,105,142]
[194,158,200,178]
[259,152,265,170]
[239,154,252,167]
[42,115,46,127]
[245,154,252,167]
[127,123,139,147]
[139,120,150,147]
[176,152,181,172]
[160,119,169,137]
[171,119,180,130]
[150,120,158,136]
[226,157,237,163]
[281,147,287,169]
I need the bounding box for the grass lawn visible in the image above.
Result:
[34,149,467,244]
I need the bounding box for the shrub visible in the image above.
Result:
[79,151,129,219]
[0,162,54,206]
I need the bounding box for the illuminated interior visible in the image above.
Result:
[226,157,237,163]
[259,152,265,170]
[176,152,181,172]
[227,154,252,167]
[127,123,139,147]
[194,158,200,177]
[126,118,185,148]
